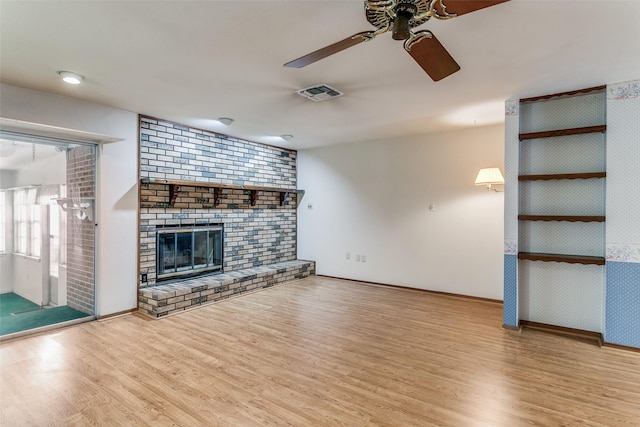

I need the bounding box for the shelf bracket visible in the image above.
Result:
[169,184,180,207]
[295,190,305,208]
[279,191,288,206]
[214,187,221,207]
[55,198,94,221]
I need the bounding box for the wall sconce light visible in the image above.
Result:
[475,167,504,192]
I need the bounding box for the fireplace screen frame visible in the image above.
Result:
[156,225,223,281]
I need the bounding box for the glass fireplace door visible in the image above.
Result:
[175,232,193,272]
[157,226,223,280]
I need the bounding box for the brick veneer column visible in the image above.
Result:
[66,145,96,314]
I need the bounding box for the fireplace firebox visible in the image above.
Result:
[157,225,223,280]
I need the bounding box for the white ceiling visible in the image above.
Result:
[1,0,639,150]
[0,140,62,171]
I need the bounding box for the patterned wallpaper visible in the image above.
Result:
[604,78,640,348]
[606,79,640,262]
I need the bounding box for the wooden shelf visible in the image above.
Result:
[518,215,605,222]
[140,178,302,207]
[519,125,606,141]
[518,252,605,266]
[519,85,606,103]
[518,172,606,181]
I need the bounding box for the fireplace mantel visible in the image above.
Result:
[140,178,304,208]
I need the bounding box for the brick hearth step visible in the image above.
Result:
[138,259,315,317]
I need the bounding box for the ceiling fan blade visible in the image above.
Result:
[436,0,510,17]
[404,31,460,81]
[284,31,374,68]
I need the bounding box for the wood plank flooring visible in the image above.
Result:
[1,276,639,426]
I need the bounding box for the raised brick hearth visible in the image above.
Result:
[138,260,315,317]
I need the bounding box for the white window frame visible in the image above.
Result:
[13,188,40,258]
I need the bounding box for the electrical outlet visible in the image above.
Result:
[361,255,366,262]
[346,252,351,260]
[141,273,148,283]
[356,255,361,262]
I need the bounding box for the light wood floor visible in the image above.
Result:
[1,276,639,426]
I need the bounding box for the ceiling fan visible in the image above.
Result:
[284,0,510,81]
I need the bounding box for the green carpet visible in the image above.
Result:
[0,292,40,316]
[0,293,90,336]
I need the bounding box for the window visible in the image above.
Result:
[12,185,66,263]
[0,191,5,254]
[44,184,66,276]
[13,188,39,257]
[31,205,41,258]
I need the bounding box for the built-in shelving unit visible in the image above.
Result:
[518,85,606,266]
[517,85,606,332]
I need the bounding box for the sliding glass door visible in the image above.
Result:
[0,137,96,338]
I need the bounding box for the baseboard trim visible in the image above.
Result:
[602,342,640,353]
[97,308,138,320]
[316,275,503,305]
[502,324,522,332]
[0,315,94,343]
[520,320,603,347]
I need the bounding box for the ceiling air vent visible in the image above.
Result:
[297,84,344,102]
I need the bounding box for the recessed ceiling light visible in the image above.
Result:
[57,71,84,85]
[280,134,293,141]
[217,117,234,125]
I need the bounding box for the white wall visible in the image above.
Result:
[0,170,16,188]
[297,124,505,300]
[0,255,12,293]
[0,83,139,316]
[14,150,66,187]
[12,255,44,304]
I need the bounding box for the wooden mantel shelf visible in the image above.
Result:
[518,252,605,266]
[140,178,298,193]
[140,178,303,207]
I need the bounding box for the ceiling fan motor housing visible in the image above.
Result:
[366,0,433,37]
[392,1,418,40]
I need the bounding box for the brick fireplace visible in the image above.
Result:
[138,116,301,292]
